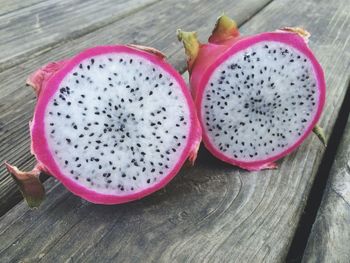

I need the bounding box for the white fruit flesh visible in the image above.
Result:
[202,41,319,161]
[45,53,190,195]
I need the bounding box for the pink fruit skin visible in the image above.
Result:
[27,60,68,97]
[9,45,201,204]
[190,32,326,171]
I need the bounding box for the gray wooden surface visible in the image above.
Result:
[0,0,349,262]
[0,0,159,71]
[0,0,48,16]
[302,115,350,263]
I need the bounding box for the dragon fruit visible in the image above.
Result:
[5,44,201,206]
[177,15,326,171]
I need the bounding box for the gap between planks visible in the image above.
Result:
[287,78,350,262]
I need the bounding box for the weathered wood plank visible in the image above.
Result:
[302,114,350,263]
[0,163,241,262]
[0,0,349,262]
[0,0,48,16]
[0,0,272,215]
[0,0,159,71]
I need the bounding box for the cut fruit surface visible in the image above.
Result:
[7,45,201,205]
[178,15,325,171]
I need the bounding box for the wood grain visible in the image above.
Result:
[0,0,349,262]
[0,0,272,215]
[0,162,241,262]
[0,0,49,16]
[0,0,159,71]
[302,114,350,263]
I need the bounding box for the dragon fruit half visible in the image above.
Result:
[178,15,326,171]
[5,45,201,206]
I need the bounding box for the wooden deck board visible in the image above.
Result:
[302,114,350,263]
[0,0,272,216]
[0,0,349,261]
[0,0,49,16]
[0,0,159,71]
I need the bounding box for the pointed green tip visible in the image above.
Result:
[177,29,200,72]
[5,162,45,208]
[176,30,199,46]
[216,14,237,28]
[313,124,327,147]
[209,14,239,43]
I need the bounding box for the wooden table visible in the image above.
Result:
[0,0,349,262]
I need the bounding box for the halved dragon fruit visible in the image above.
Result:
[178,15,326,171]
[6,45,201,206]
